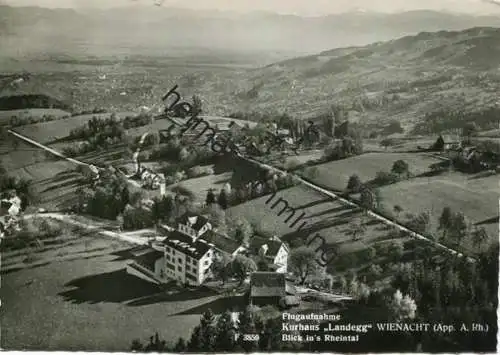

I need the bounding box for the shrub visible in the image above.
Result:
[374,170,399,185]
[187,165,214,178]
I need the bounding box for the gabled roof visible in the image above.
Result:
[249,236,285,258]
[162,230,211,260]
[250,272,286,298]
[177,212,210,232]
[200,231,242,255]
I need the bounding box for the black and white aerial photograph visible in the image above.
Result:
[0,0,499,353]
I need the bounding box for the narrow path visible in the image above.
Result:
[8,130,90,167]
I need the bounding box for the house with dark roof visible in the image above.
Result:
[249,272,287,306]
[126,212,244,286]
[248,235,289,273]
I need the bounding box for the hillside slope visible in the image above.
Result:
[210,27,500,131]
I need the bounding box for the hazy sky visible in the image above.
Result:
[2,0,500,15]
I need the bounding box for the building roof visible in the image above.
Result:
[162,230,212,260]
[249,236,284,258]
[134,249,164,270]
[177,212,210,232]
[440,135,460,143]
[201,231,242,255]
[250,272,286,298]
[129,245,157,258]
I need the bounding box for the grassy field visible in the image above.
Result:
[0,138,83,210]
[170,169,232,203]
[379,171,499,243]
[226,184,416,262]
[304,152,441,191]
[13,112,137,143]
[1,219,229,351]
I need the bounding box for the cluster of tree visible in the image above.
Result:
[70,107,107,116]
[1,217,63,252]
[206,174,299,209]
[64,115,126,156]
[211,254,257,286]
[0,94,71,111]
[148,140,216,171]
[68,115,125,141]
[310,242,497,352]
[151,194,196,225]
[390,245,498,352]
[323,131,363,162]
[74,168,131,220]
[0,164,37,210]
[346,160,410,195]
[412,107,500,135]
[8,113,69,127]
[131,306,300,353]
[438,207,489,250]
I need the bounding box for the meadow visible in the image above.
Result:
[379,172,499,242]
[225,184,428,275]
[302,152,442,191]
[1,219,227,351]
[14,112,138,143]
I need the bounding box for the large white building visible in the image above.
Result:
[127,212,244,286]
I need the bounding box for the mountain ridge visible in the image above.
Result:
[1,5,500,57]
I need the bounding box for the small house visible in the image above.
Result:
[249,272,286,306]
[248,235,289,273]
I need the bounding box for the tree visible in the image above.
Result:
[438,207,453,240]
[389,289,417,321]
[259,318,283,351]
[173,337,187,352]
[346,174,362,193]
[346,221,366,241]
[199,309,217,351]
[288,246,319,284]
[231,255,257,285]
[449,212,469,246]
[391,160,409,178]
[188,325,204,352]
[359,188,375,213]
[393,205,403,218]
[231,217,253,245]
[380,138,395,150]
[388,241,404,260]
[406,212,430,235]
[471,226,488,251]
[130,339,143,351]
[218,189,228,210]
[208,203,226,231]
[215,310,236,351]
[178,147,190,161]
[192,95,203,115]
[462,122,477,145]
[206,188,216,205]
[211,254,231,285]
[237,306,258,352]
